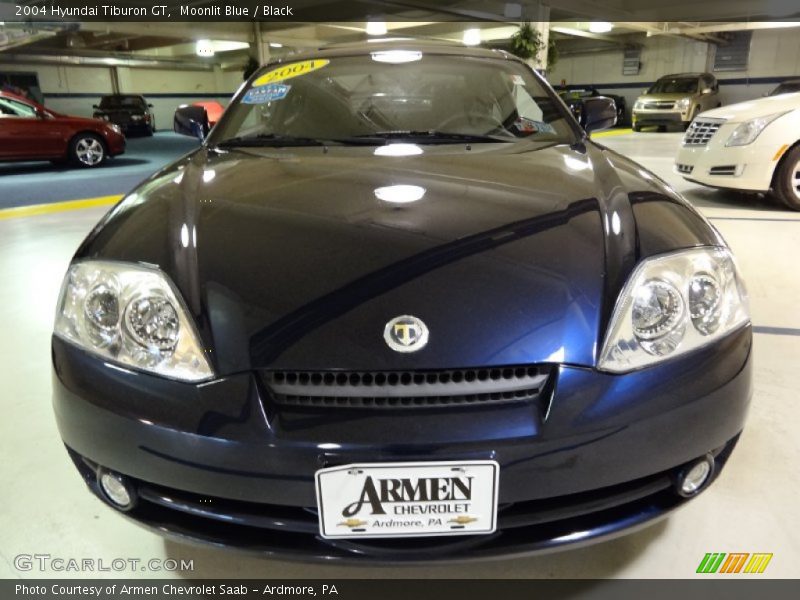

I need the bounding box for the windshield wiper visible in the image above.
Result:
[214,134,327,148]
[341,130,515,144]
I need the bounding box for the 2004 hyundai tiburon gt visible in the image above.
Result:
[52,42,752,561]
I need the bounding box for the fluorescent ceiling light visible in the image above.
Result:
[269,42,283,48]
[374,185,426,204]
[374,144,423,157]
[366,21,387,36]
[371,50,422,64]
[195,39,214,57]
[589,22,613,33]
[462,28,481,46]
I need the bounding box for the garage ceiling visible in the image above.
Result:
[1,0,799,68]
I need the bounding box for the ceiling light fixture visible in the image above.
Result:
[366,21,387,36]
[589,22,614,34]
[462,28,481,46]
[195,39,214,57]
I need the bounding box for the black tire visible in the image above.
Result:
[772,145,800,210]
[145,125,154,136]
[69,132,107,168]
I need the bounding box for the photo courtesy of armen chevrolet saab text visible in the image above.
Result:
[51,41,753,562]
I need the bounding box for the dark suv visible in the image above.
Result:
[93,94,155,135]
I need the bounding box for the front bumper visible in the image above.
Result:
[633,109,689,128]
[52,326,752,561]
[675,125,780,192]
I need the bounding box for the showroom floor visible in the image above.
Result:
[0,131,798,578]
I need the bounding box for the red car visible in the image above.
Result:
[0,91,126,167]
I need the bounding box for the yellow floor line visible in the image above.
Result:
[592,128,633,138]
[0,194,123,221]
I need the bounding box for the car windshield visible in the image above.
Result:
[100,96,145,109]
[647,78,698,94]
[211,52,574,147]
[769,82,800,96]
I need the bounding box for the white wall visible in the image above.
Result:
[0,60,242,128]
[547,28,800,119]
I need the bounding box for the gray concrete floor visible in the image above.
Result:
[0,132,797,578]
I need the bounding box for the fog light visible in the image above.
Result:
[98,469,136,510]
[676,456,714,497]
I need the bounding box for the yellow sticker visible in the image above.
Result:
[253,59,330,86]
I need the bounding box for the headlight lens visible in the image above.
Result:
[598,247,749,373]
[725,112,787,146]
[676,97,692,111]
[54,261,213,382]
[109,123,122,134]
[634,100,644,110]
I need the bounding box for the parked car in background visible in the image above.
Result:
[93,94,155,136]
[0,90,125,167]
[633,73,721,131]
[53,42,751,561]
[675,92,800,209]
[768,79,800,96]
[559,87,627,126]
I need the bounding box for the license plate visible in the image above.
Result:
[315,461,499,539]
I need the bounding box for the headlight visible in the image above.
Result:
[598,247,749,373]
[54,261,213,382]
[675,97,692,111]
[109,124,122,134]
[725,112,788,146]
[634,101,644,110]
[131,114,143,121]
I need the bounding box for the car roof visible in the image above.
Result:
[658,73,708,79]
[270,39,519,64]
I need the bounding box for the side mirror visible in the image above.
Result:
[583,96,617,134]
[92,104,99,109]
[701,88,713,95]
[35,107,49,119]
[147,103,153,108]
[174,105,209,141]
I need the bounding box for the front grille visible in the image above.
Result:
[709,165,737,176]
[643,101,675,110]
[262,366,552,409]
[676,163,694,175]
[684,119,724,146]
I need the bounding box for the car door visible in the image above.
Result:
[0,96,64,159]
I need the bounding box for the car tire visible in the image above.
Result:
[145,125,154,136]
[772,145,800,211]
[69,133,107,168]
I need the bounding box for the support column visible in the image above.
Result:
[531,2,550,72]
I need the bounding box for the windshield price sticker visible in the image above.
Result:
[253,59,330,86]
[243,84,291,104]
[316,461,499,539]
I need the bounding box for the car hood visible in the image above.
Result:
[637,93,696,101]
[95,107,145,114]
[698,92,800,122]
[77,141,684,374]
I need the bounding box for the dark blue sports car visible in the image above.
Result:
[52,41,752,562]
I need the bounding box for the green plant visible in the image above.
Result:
[510,22,544,61]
